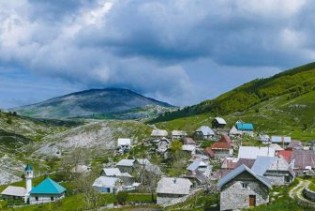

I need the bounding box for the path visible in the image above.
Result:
[289,179,315,207]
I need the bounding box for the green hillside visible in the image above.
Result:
[151,62,315,141]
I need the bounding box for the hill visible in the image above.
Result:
[151,62,315,140]
[12,88,175,119]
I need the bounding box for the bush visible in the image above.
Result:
[116,191,128,205]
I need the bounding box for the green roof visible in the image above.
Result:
[30,177,66,195]
[25,164,33,171]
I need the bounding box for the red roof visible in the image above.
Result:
[277,150,292,162]
[211,141,231,149]
[218,134,232,145]
[205,147,215,158]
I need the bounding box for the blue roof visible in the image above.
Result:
[25,164,33,171]
[251,156,276,176]
[30,177,66,195]
[236,123,254,131]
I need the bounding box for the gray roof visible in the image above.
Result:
[218,164,272,190]
[117,138,132,147]
[92,176,121,188]
[1,186,26,197]
[214,117,227,125]
[196,126,215,136]
[136,159,151,165]
[151,129,168,137]
[238,146,275,159]
[251,156,276,176]
[171,130,188,136]
[116,159,135,167]
[187,159,208,171]
[157,177,192,195]
[271,136,291,143]
[103,168,121,176]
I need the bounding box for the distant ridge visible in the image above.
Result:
[12,88,175,119]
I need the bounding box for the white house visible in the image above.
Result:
[156,177,192,205]
[93,176,123,193]
[117,138,132,153]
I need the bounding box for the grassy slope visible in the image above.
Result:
[153,62,315,141]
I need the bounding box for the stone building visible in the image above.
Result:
[156,177,192,205]
[251,156,295,186]
[218,164,271,211]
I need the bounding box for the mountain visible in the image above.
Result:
[151,62,315,140]
[12,88,175,119]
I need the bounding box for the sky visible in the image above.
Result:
[1,0,315,109]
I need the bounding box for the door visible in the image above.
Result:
[249,195,256,207]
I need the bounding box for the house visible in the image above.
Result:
[183,137,196,145]
[93,176,123,193]
[204,147,215,158]
[238,146,275,159]
[269,144,284,151]
[116,159,135,174]
[29,177,66,204]
[291,150,315,175]
[134,159,162,175]
[101,168,121,177]
[186,159,212,184]
[210,135,233,159]
[235,121,254,136]
[229,126,242,137]
[219,158,255,178]
[71,164,91,174]
[218,165,272,211]
[258,134,270,144]
[117,138,132,153]
[1,186,26,200]
[171,130,187,140]
[287,141,303,150]
[194,126,215,140]
[251,156,295,185]
[212,117,227,128]
[156,177,192,205]
[182,144,196,156]
[151,129,168,138]
[155,138,170,153]
[270,136,291,146]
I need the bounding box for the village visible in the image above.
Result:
[1,117,315,211]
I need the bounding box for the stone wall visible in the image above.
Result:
[303,188,315,201]
[220,181,269,211]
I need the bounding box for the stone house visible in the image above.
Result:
[117,138,132,154]
[156,177,192,205]
[251,156,295,185]
[116,159,135,174]
[171,130,187,140]
[211,135,233,159]
[235,121,254,137]
[218,164,272,211]
[194,126,215,140]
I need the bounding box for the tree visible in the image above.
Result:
[74,171,101,209]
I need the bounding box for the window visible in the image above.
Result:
[35,196,39,201]
[241,182,248,189]
[51,197,54,201]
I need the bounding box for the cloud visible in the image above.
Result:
[0,0,315,108]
